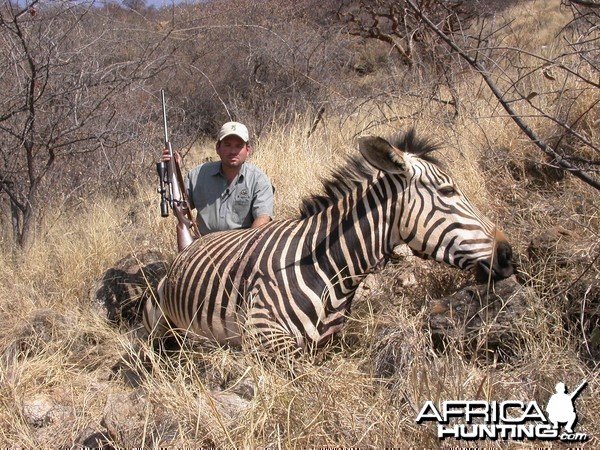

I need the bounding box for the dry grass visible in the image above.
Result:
[1,1,599,447]
[2,125,597,448]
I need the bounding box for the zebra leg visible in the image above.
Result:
[245,326,307,377]
[243,305,308,376]
[247,326,304,357]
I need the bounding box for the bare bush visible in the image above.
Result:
[406,0,600,190]
[0,0,171,249]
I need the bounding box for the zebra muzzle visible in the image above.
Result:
[475,240,515,282]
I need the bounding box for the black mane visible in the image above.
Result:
[391,128,442,165]
[299,129,442,218]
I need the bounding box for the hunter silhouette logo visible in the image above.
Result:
[416,379,589,442]
[546,380,587,434]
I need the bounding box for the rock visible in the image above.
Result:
[102,390,151,444]
[427,277,536,356]
[91,249,170,326]
[390,243,416,262]
[22,393,74,428]
[100,387,248,447]
[230,377,259,400]
[210,390,250,417]
[75,428,114,450]
[22,394,55,427]
[527,226,591,267]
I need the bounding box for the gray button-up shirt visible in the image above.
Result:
[185,161,273,235]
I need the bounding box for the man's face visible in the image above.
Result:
[216,135,250,169]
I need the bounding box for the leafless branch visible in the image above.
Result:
[407,0,600,191]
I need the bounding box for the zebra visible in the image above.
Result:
[143,129,514,352]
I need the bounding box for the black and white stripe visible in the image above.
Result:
[143,129,514,351]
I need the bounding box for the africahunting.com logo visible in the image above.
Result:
[416,380,589,442]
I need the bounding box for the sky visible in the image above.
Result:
[144,0,182,7]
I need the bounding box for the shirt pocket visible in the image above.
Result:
[232,193,252,224]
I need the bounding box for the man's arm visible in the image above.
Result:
[251,169,274,228]
[251,214,271,228]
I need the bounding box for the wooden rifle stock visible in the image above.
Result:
[158,89,200,251]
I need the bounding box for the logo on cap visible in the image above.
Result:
[218,121,249,142]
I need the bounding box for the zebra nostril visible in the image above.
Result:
[492,241,514,279]
[496,241,513,268]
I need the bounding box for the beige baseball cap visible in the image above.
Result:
[218,121,249,143]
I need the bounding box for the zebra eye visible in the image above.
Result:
[438,185,457,196]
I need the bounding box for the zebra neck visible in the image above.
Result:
[311,179,400,294]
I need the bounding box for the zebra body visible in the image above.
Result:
[144,130,514,350]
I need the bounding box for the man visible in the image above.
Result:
[173,121,273,235]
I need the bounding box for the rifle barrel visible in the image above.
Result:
[570,380,587,400]
[161,89,171,154]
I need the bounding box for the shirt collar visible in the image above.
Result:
[213,162,247,182]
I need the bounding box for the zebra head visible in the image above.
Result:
[358,131,514,282]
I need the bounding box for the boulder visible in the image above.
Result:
[90,249,170,326]
[427,277,536,356]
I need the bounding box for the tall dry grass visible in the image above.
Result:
[1,1,598,447]
[1,114,597,448]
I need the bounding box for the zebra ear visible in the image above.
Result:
[357,136,408,174]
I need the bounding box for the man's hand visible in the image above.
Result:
[161,148,182,165]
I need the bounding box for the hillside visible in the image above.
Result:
[0,0,598,448]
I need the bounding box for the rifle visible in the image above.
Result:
[156,89,199,251]
[569,380,587,401]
